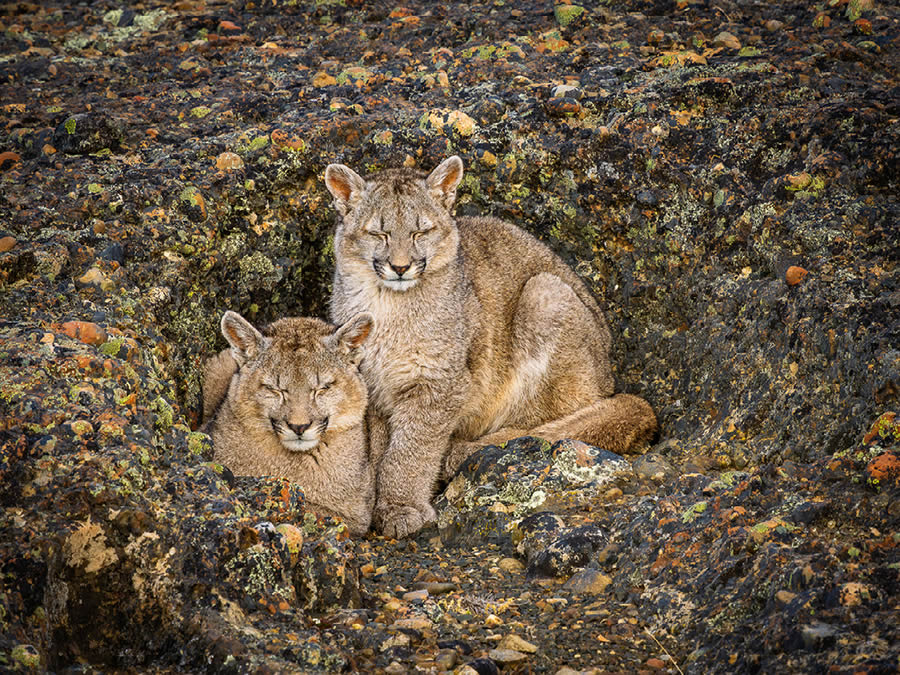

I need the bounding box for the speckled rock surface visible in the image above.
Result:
[1,0,897,671]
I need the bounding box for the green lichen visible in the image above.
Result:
[187,431,212,456]
[682,501,709,523]
[554,4,585,27]
[151,396,175,432]
[190,106,212,118]
[10,644,40,668]
[100,338,124,357]
[65,118,76,134]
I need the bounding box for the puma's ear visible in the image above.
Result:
[426,155,464,209]
[324,163,366,216]
[330,312,374,364]
[220,311,268,366]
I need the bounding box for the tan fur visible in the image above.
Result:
[202,311,376,535]
[325,157,658,538]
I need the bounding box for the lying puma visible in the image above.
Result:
[202,310,375,535]
[325,156,658,538]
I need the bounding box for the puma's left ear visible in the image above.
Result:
[426,155,464,210]
[220,310,268,366]
[324,163,366,216]
[330,312,374,364]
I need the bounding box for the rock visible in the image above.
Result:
[488,648,528,664]
[554,4,585,28]
[545,97,582,117]
[51,113,124,155]
[402,589,429,602]
[563,568,613,595]
[866,452,900,486]
[0,236,16,252]
[800,623,841,649]
[390,617,432,631]
[785,266,809,286]
[526,525,607,580]
[497,634,538,653]
[463,659,500,675]
[775,590,797,607]
[499,557,525,573]
[484,613,503,627]
[216,151,244,171]
[636,190,659,207]
[632,453,677,482]
[412,581,457,594]
[422,109,478,137]
[76,266,116,292]
[714,31,741,50]
[0,151,21,170]
[59,320,107,346]
[435,649,459,669]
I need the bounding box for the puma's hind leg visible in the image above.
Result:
[527,393,657,454]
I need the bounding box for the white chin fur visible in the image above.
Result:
[281,436,320,452]
[381,278,418,292]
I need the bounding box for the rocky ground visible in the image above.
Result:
[1,0,898,672]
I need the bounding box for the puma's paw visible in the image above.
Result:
[375,502,437,539]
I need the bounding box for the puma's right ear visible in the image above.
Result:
[330,312,374,364]
[324,163,366,216]
[220,311,268,366]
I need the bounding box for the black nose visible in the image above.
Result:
[391,263,410,276]
[287,422,310,436]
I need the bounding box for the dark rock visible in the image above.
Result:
[51,114,125,155]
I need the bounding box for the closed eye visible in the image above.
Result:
[412,228,434,242]
[262,384,285,399]
[314,381,335,397]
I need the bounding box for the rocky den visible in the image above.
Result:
[0,0,897,673]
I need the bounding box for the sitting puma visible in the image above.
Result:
[325,156,658,538]
[202,310,375,535]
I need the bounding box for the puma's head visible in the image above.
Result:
[219,310,373,452]
[325,156,464,292]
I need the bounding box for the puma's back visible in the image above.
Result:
[204,311,376,535]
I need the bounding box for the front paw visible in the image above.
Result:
[374,502,436,539]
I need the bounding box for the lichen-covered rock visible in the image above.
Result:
[0,0,897,670]
[436,437,629,552]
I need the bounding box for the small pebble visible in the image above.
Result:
[499,557,525,573]
[412,581,457,594]
[714,31,741,50]
[0,236,16,252]
[488,648,528,664]
[0,151,20,170]
[484,613,503,627]
[775,590,797,607]
[390,617,432,631]
[76,267,115,292]
[435,649,458,670]
[785,265,808,286]
[498,634,538,653]
[216,151,244,171]
[564,568,612,595]
[60,320,107,346]
[402,589,429,602]
[380,633,411,651]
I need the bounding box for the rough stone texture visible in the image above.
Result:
[1,0,897,672]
